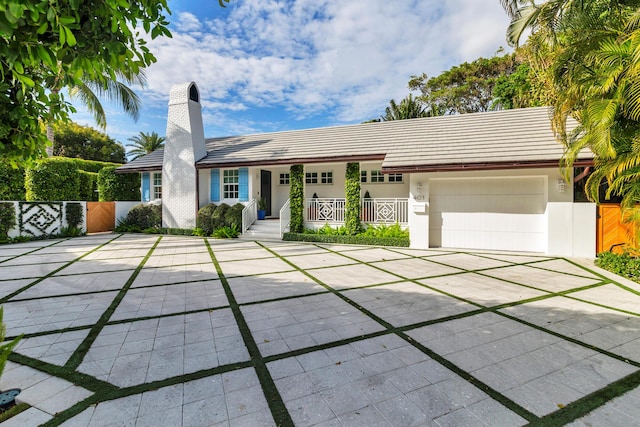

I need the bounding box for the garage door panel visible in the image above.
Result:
[429,178,547,252]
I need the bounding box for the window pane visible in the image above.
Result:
[223,169,239,198]
[321,171,333,184]
[360,170,367,183]
[371,170,384,183]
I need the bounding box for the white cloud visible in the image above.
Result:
[141,0,512,132]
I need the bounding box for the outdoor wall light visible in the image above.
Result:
[557,178,567,193]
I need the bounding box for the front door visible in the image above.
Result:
[260,170,272,216]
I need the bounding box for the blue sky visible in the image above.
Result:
[69,0,512,158]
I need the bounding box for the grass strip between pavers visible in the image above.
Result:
[257,242,541,424]
[204,239,294,427]
[64,236,162,371]
[0,234,125,304]
[0,237,69,265]
[267,242,640,425]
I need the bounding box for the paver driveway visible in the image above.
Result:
[0,234,639,426]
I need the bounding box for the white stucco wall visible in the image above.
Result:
[408,168,595,257]
[162,82,206,229]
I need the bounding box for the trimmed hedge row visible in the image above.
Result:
[196,203,244,236]
[5,157,136,202]
[97,166,140,201]
[0,202,16,241]
[0,164,25,200]
[283,232,410,247]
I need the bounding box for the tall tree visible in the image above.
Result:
[53,122,126,163]
[0,0,172,167]
[408,54,521,115]
[126,132,166,160]
[500,1,640,219]
[381,94,437,121]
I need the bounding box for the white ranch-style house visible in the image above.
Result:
[117,82,595,257]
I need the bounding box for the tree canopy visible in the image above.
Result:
[53,122,126,163]
[408,54,522,115]
[0,0,172,166]
[126,131,165,160]
[501,0,640,218]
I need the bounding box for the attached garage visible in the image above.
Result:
[428,177,547,252]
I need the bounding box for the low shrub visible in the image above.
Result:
[283,232,409,247]
[360,223,409,239]
[596,251,640,282]
[196,203,217,236]
[123,204,162,229]
[211,203,230,230]
[212,224,239,239]
[225,203,244,229]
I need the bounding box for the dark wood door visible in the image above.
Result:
[260,170,272,216]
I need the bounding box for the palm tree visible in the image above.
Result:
[126,131,166,160]
[501,0,640,224]
[45,69,145,155]
[381,94,438,121]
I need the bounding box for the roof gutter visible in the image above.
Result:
[194,154,386,169]
[381,159,594,174]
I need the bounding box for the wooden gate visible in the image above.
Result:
[86,202,115,233]
[596,204,636,253]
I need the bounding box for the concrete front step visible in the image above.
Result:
[240,219,283,240]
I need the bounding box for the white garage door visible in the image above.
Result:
[429,177,547,252]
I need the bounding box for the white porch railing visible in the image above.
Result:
[306,198,346,222]
[242,199,257,234]
[361,198,409,224]
[304,198,408,224]
[279,198,291,237]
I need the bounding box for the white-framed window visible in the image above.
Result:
[153,172,162,199]
[388,173,403,183]
[321,171,333,184]
[306,172,318,184]
[371,170,384,183]
[279,173,290,185]
[360,170,367,183]
[223,169,239,199]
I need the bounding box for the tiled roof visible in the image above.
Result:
[117,107,591,173]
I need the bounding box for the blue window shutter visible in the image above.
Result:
[210,169,220,202]
[239,168,249,202]
[141,172,150,202]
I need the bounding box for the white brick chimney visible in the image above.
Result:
[162,82,206,229]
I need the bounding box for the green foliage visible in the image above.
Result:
[491,63,541,110]
[192,228,206,237]
[78,170,98,201]
[408,53,521,114]
[381,94,437,121]
[0,0,172,165]
[126,132,165,160]
[283,232,410,247]
[211,203,230,230]
[0,163,25,201]
[97,166,140,201]
[66,158,120,173]
[225,203,244,229]
[196,203,218,236]
[0,307,22,381]
[25,158,80,201]
[59,226,84,237]
[344,162,361,235]
[123,204,162,229]
[257,197,267,211]
[0,203,17,241]
[596,251,640,283]
[360,223,410,239]
[65,202,83,229]
[212,224,240,239]
[289,165,305,233]
[53,122,126,163]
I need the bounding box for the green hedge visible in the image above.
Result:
[290,164,304,233]
[0,163,25,201]
[25,158,81,201]
[283,232,409,247]
[345,162,361,235]
[0,202,16,241]
[66,158,120,173]
[65,202,84,229]
[97,166,140,201]
[121,203,162,229]
[595,251,640,283]
[79,171,99,201]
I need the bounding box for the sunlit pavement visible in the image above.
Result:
[0,234,638,426]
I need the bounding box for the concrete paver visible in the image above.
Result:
[0,234,639,426]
